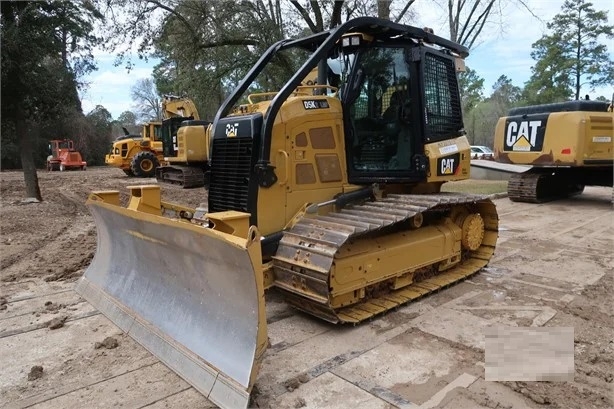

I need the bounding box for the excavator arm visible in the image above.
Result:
[161,95,200,120]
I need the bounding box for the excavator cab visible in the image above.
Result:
[77,18,497,409]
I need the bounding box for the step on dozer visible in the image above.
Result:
[76,187,267,408]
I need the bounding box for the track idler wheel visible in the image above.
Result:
[455,213,485,251]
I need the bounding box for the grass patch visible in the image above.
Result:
[441,179,508,195]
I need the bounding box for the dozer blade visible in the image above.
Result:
[75,192,266,409]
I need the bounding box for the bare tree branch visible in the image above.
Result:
[131,78,161,121]
[310,0,324,31]
[457,0,481,43]
[394,0,416,23]
[460,1,493,47]
[290,1,318,32]
[330,1,344,28]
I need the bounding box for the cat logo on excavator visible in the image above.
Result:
[504,118,547,152]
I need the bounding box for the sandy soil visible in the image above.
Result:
[1,167,612,409]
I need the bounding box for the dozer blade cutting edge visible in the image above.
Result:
[75,190,267,409]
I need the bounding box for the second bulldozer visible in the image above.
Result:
[77,18,499,409]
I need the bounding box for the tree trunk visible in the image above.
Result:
[378,1,391,20]
[17,107,43,201]
[575,15,581,100]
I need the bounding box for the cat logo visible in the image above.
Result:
[436,153,460,176]
[440,158,455,175]
[504,118,547,152]
[225,122,239,137]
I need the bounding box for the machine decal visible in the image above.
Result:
[593,136,612,143]
[439,144,459,155]
[303,100,329,110]
[437,153,461,176]
[225,122,240,137]
[504,115,548,152]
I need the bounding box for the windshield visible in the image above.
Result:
[346,47,414,172]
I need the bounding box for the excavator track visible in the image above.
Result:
[156,165,206,189]
[272,193,498,323]
[507,172,544,203]
[508,170,584,203]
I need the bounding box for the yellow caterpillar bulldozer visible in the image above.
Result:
[105,96,200,177]
[494,99,613,202]
[76,18,499,409]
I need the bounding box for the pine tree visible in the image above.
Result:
[524,0,614,103]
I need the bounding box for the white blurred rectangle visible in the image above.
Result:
[485,327,574,381]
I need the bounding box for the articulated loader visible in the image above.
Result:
[76,18,499,409]
[494,99,613,202]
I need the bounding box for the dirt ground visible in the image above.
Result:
[1,166,612,409]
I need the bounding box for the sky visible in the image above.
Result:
[79,0,614,119]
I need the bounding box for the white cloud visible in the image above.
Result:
[80,57,157,119]
[91,67,153,87]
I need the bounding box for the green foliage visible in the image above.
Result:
[147,0,294,119]
[1,1,104,173]
[458,67,484,112]
[464,75,524,146]
[100,1,422,120]
[524,0,614,102]
[116,111,138,126]
[83,105,114,165]
[523,32,575,104]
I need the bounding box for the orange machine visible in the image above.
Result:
[47,139,87,171]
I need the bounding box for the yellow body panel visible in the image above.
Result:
[253,95,473,235]
[256,96,351,235]
[330,218,461,307]
[424,137,472,182]
[169,123,212,163]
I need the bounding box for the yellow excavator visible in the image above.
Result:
[155,118,212,188]
[493,98,613,202]
[105,96,200,177]
[76,18,499,409]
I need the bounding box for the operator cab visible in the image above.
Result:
[335,35,464,184]
[49,139,73,158]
